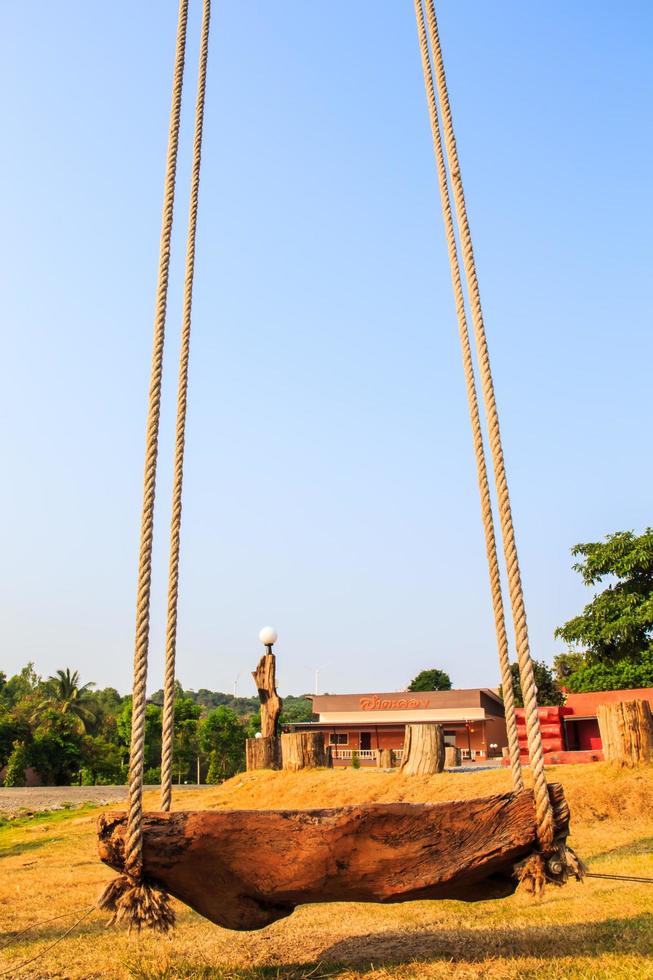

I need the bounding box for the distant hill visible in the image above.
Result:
[148,686,316,723]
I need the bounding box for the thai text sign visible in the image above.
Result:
[359,696,430,710]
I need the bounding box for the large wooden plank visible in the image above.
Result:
[98,783,568,931]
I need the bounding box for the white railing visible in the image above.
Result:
[333,748,376,760]
[332,748,404,762]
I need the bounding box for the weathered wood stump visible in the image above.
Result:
[597,699,653,766]
[400,723,445,775]
[252,651,282,738]
[98,783,570,931]
[377,748,394,768]
[281,731,326,770]
[247,649,283,771]
[445,745,462,768]
[246,735,281,771]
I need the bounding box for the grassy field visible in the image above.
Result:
[1,763,652,979]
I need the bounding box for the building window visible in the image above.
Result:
[329,733,348,746]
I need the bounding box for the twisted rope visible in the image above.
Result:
[413,0,523,792]
[123,0,189,876]
[423,0,554,848]
[161,0,212,813]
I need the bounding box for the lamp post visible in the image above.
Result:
[258,625,278,656]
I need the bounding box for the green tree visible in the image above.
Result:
[206,750,220,785]
[38,669,96,732]
[116,700,163,771]
[80,735,125,785]
[1,663,42,712]
[0,713,31,769]
[29,711,85,784]
[408,669,452,692]
[4,741,29,787]
[555,530,653,663]
[555,650,653,694]
[553,652,586,685]
[199,707,246,782]
[502,660,564,708]
[279,696,315,725]
[172,697,202,784]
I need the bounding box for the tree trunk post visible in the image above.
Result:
[246,736,282,771]
[252,651,282,738]
[400,724,445,775]
[445,745,462,768]
[596,699,653,767]
[247,648,283,771]
[281,732,326,770]
[377,748,393,769]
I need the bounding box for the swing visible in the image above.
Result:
[97,0,583,933]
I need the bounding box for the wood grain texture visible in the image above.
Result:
[281,731,326,770]
[597,700,653,766]
[98,783,568,931]
[252,652,282,739]
[246,736,281,772]
[400,724,445,775]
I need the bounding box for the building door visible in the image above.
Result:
[360,732,371,751]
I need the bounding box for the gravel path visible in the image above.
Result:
[0,783,211,818]
[0,785,129,817]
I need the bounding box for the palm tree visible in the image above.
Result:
[39,669,97,732]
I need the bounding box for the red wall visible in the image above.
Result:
[563,688,653,717]
[515,688,653,761]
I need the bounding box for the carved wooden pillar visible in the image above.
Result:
[246,648,283,771]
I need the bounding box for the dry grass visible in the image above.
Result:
[1,764,653,979]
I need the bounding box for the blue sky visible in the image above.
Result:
[1,2,651,698]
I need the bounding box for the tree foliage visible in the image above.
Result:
[4,741,29,787]
[199,707,246,783]
[502,660,564,707]
[0,662,311,786]
[554,650,653,694]
[38,668,96,732]
[555,530,653,663]
[408,669,452,692]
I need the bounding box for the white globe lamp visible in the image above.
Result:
[258,626,278,652]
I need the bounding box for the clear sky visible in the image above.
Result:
[1,2,651,698]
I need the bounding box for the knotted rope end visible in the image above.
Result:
[98,875,176,934]
[515,843,586,897]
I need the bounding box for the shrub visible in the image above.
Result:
[206,750,220,784]
[4,741,28,787]
[143,766,161,784]
[351,750,360,770]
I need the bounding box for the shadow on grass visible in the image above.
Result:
[589,835,653,863]
[321,912,653,964]
[0,836,63,859]
[121,912,653,979]
[125,966,338,980]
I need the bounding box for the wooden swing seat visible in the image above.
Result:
[98,782,569,931]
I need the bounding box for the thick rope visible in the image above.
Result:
[413,0,523,792]
[161,0,211,813]
[423,0,554,848]
[118,0,188,893]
